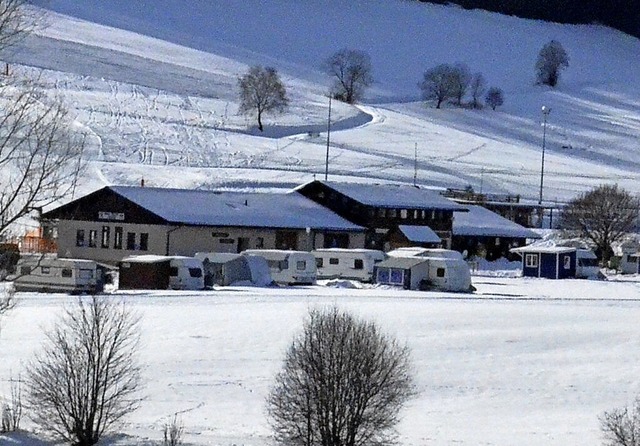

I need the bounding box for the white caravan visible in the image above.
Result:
[243,250,316,285]
[119,255,205,290]
[386,247,472,292]
[312,248,386,282]
[11,255,103,294]
[575,248,602,279]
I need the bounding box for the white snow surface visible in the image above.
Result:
[3,278,640,446]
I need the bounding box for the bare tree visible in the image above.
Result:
[25,296,143,446]
[535,40,569,87]
[450,63,471,106]
[0,0,42,55]
[238,65,289,132]
[558,184,640,262]
[267,306,415,446]
[600,398,640,446]
[469,72,486,109]
[0,79,86,238]
[324,48,373,104]
[485,87,504,110]
[419,63,459,109]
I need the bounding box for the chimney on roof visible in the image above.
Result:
[141,177,145,187]
[244,199,248,206]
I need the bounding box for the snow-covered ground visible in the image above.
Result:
[3,275,640,446]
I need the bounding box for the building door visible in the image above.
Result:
[275,231,298,250]
[237,237,250,253]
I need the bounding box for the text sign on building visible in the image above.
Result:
[98,211,125,221]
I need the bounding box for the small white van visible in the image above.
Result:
[242,250,316,285]
[11,255,103,294]
[312,248,386,282]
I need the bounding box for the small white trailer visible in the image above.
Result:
[243,249,316,285]
[383,247,472,292]
[119,255,204,290]
[312,248,386,282]
[11,255,104,294]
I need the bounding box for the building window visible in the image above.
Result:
[400,209,408,219]
[329,258,339,265]
[126,232,136,250]
[89,230,97,248]
[354,259,364,270]
[413,209,419,219]
[114,227,123,249]
[256,237,264,249]
[139,233,149,251]
[436,267,445,278]
[563,255,571,270]
[275,231,297,250]
[76,230,85,247]
[525,254,538,268]
[316,258,324,268]
[101,226,110,248]
[61,268,73,278]
[389,268,404,284]
[378,208,385,218]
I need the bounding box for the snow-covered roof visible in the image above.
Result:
[398,225,441,243]
[300,181,467,211]
[510,245,575,254]
[376,256,429,269]
[110,186,364,231]
[453,205,540,238]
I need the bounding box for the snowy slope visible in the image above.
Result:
[7,1,640,206]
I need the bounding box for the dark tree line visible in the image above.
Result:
[415,0,640,38]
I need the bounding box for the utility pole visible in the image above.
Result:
[413,143,418,186]
[538,105,551,228]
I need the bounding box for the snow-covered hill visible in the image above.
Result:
[9,1,640,207]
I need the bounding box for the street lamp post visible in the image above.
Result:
[324,95,332,181]
[538,105,551,227]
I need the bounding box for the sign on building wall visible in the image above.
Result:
[98,211,125,221]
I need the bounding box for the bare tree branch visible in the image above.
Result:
[267,306,415,446]
[25,296,143,446]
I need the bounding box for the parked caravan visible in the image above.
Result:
[194,252,272,287]
[118,255,204,290]
[312,248,386,282]
[575,249,602,279]
[243,250,316,285]
[383,247,472,292]
[11,255,104,294]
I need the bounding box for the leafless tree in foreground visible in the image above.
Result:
[324,48,373,104]
[238,65,289,132]
[267,306,415,446]
[601,398,640,446]
[0,0,43,55]
[558,184,640,262]
[0,77,87,237]
[25,296,143,446]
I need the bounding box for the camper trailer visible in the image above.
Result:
[312,248,386,282]
[575,249,602,279]
[119,255,204,290]
[243,250,316,285]
[11,255,104,294]
[194,252,272,287]
[383,247,472,292]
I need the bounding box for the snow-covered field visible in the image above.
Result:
[2,276,640,445]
